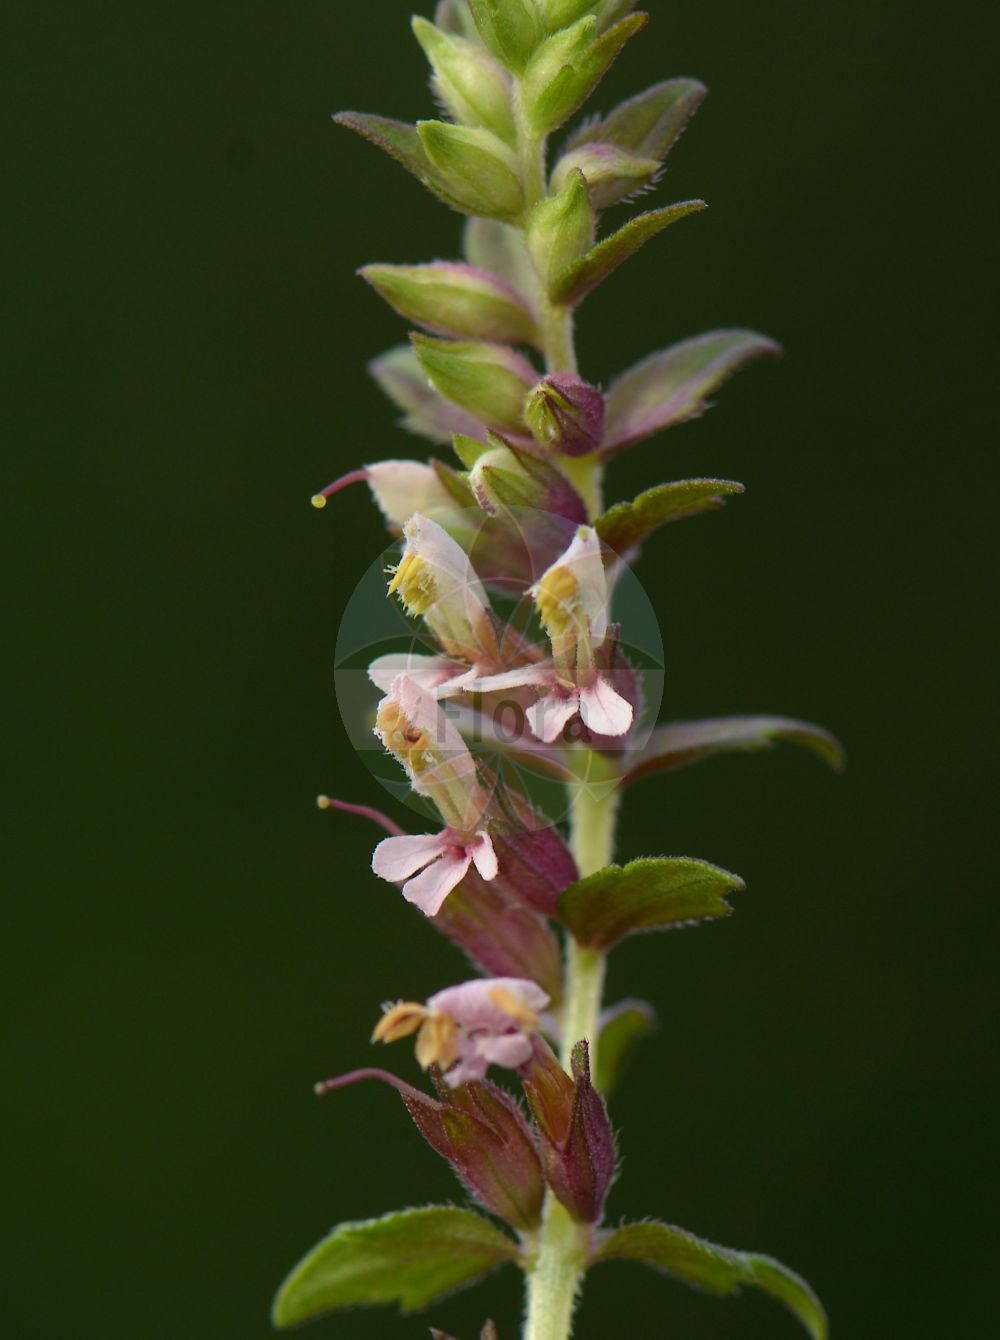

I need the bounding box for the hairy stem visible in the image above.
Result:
[524,752,618,1340]
[513,74,618,1333]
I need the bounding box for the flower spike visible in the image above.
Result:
[281,3,838,1335]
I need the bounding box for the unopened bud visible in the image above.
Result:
[522,1038,617,1223]
[525,169,595,295]
[467,0,542,74]
[523,12,647,136]
[412,18,515,142]
[417,121,525,221]
[361,261,538,346]
[551,142,661,209]
[525,374,606,457]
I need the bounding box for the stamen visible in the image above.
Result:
[488,986,540,1031]
[372,1001,429,1045]
[534,565,579,637]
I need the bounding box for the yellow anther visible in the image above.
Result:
[487,986,540,1031]
[534,564,579,638]
[387,553,437,616]
[414,1013,459,1071]
[372,1001,429,1045]
[316,795,332,809]
[375,699,434,772]
[311,494,328,509]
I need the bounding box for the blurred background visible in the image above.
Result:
[5,1,996,1336]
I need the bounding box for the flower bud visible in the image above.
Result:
[467,0,542,74]
[316,1067,544,1231]
[524,169,595,295]
[412,17,515,142]
[525,375,606,457]
[434,1,481,42]
[593,0,637,30]
[522,1038,617,1223]
[541,0,596,31]
[551,142,662,209]
[417,121,525,221]
[569,75,706,163]
[361,262,538,346]
[412,334,537,434]
[468,439,588,522]
[522,13,647,136]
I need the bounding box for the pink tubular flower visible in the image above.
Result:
[373,977,550,1087]
[387,513,500,663]
[373,674,499,915]
[462,526,634,743]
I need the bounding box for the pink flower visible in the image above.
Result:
[461,527,634,743]
[372,828,498,916]
[373,977,550,1087]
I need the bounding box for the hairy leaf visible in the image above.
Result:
[272,1207,517,1327]
[595,998,655,1095]
[596,478,745,552]
[370,345,485,444]
[558,857,743,949]
[552,201,706,307]
[622,715,846,785]
[603,329,780,453]
[569,77,707,161]
[593,1221,827,1339]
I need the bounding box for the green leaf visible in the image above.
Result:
[595,998,655,1096]
[603,328,780,453]
[596,478,745,553]
[369,345,485,444]
[552,201,706,307]
[593,1221,828,1340]
[272,1206,518,1327]
[622,715,846,786]
[558,857,743,949]
[569,77,707,161]
[334,111,433,186]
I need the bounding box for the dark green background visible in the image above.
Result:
[6,1,995,1336]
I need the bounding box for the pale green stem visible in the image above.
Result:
[523,754,618,1340]
[512,77,621,1338]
